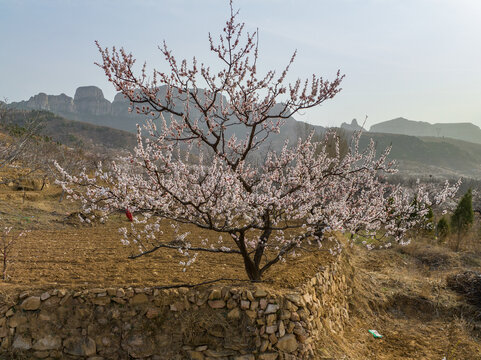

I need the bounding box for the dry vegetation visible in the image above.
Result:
[1,159,481,358]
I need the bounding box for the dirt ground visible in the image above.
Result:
[0,182,334,292]
[1,177,481,359]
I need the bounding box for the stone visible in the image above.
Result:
[9,313,27,328]
[64,336,97,357]
[188,350,204,360]
[234,355,255,360]
[266,314,276,326]
[226,298,237,309]
[240,300,250,310]
[260,298,268,310]
[209,287,222,300]
[245,290,254,302]
[258,353,279,360]
[5,308,14,317]
[32,351,49,359]
[33,335,62,350]
[12,335,32,350]
[130,293,148,305]
[40,292,51,301]
[92,297,111,306]
[265,304,279,314]
[195,345,208,351]
[276,334,298,353]
[245,310,256,321]
[279,321,286,337]
[268,333,278,344]
[116,288,125,297]
[280,310,291,320]
[90,288,106,294]
[285,294,303,307]
[112,297,126,304]
[266,325,277,334]
[260,340,269,352]
[21,296,41,310]
[254,288,268,297]
[121,333,156,358]
[208,300,226,309]
[227,307,241,320]
[145,307,160,319]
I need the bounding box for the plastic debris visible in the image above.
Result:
[368,329,383,338]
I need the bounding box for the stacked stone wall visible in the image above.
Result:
[0,254,352,359]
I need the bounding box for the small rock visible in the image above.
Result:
[90,288,106,294]
[259,298,267,310]
[12,335,32,350]
[21,296,41,310]
[130,293,148,305]
[209,287,222,300]
[285,294,303,307]
[92,297,110,306]
[63,336,96,356]
[208,300,226,309]
[40,292,51,301]
[276,334,298,353]
[258,353,279,360]
[240,300,250,310]
[265,304,279,314]
[187,350,204,360]
[32,351,49,359]
[9,313,27,328]
[227,307,241,320]
[279,321,286,337]
[33,335,62,350]
[266,325,277,334]
[234,355,255,360]
[145,307,160,319]
[254,288,268,297]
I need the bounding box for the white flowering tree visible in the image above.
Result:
[56,2,458,281]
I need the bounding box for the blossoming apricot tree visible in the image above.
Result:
[56,2,458,281]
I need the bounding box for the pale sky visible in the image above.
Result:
[1,0,480,129]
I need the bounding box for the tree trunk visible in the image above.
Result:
[242,256,262,281]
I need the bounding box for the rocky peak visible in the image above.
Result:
[341,118,366,132]
[74,86,111,116]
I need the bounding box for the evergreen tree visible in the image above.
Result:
[436,217,450,242]
[451,189,474,251]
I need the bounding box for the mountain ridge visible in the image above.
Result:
[370,117,481,144]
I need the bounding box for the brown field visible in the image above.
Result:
[1,173,481,359]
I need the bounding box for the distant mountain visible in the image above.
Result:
[8,86,327,146]
[370,117,481,145]
[341,118,365,132]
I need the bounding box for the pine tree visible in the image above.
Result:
[451,189,474,251]
[436,217,450,242]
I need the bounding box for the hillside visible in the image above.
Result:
[370,117,481,145]
[1,109,137,150]
[357,132,481,178]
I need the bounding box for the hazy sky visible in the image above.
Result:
[1,0,480,129]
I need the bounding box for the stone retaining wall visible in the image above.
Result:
[0,254,352,359]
